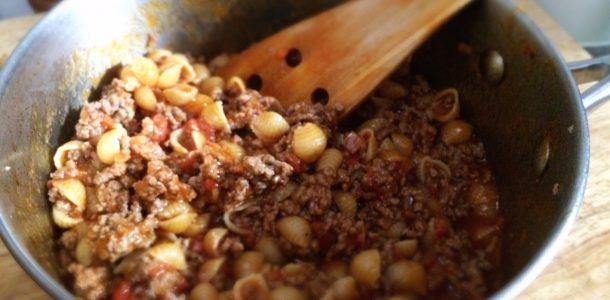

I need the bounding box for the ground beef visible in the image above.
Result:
[133,161,196,206]
[89,180,130,214]
[157,102,188,130]
[291,172,333,216]
[75,79,135,140]
[87,212,157,262]
[126,256,188,300]
[130,135,167,161]
[68,264,111,300]
[225,90,278,130]
[241,154,293,193]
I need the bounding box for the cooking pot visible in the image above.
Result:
[0,0,609,299]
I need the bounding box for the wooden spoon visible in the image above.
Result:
[217,0,471,117]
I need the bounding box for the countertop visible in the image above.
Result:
[0,1,608,299]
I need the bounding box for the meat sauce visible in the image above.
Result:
[48,49,502,300]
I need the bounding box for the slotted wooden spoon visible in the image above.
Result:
[217,0,471,117]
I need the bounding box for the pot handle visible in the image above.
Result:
[567,55,610,111]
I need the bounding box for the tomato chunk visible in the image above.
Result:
[112,280,137,300]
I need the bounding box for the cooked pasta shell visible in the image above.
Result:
[322,260,348,279]
[163,83,198,106]
[168,53,190,65]
[203,227,228,257]
[190,282,219,300]
[199,76,225,99]
[387,221,406,239]
[53,178,87,210]
[416,156,451,183]
[233,274,269,300]
[201,101,230,132]
[192,131,206,150]
[124,56,159,86]
[333,191,357,218]
[377,79,407,99]
[268,182,297,203]
[219,141,245,161]
[119,68,139,92]
[113,250,143,275]
[390,133,414,157]
[158,201,193,219]
[52,206,82,228]
[359,128,378,161]
[226,76,247,95]
[292,123,327,163]
[182,93,214,116]
[276,216,311,248]
[270,286,307,300]
[440,119,472,145]
[169,129,188,155]
[180,62,197,83]
[182,213,211,237]
[159,212,197,234]
[316,148,343,173]
[431,88,460,122]
[209,54,230,70]
[192,63,211,84]
[234,251,265,279]
[357,118,387,135]
[96,126,127,165]
[379,138,398,152]
[255,236,285,265]
[250,111,290,143]
[147,242,187,270]
[75,238,94,266]
[385,260,427,295]
[370,95,393,110]
[157,62,182,89]
[53,140,83,169]
[198,257,226,282]
[134,85,158,111]
[147,48,172,63]
[378,149,408,162]
[331,276,359,300]
[350,249,381,287]
[394,239,418,258]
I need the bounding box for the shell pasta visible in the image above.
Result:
[48,49,503,299]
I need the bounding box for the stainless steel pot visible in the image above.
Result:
[0,0,608,299]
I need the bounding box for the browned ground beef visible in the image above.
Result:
[48,52,502,300]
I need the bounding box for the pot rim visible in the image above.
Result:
[0,1,590,299]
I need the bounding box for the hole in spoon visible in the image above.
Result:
[246,74,263,91]
[285,48,302,67]
[311,88,329,105]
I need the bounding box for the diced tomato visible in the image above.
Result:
[346,154,360,168]
[311,221,336,251]
[150,114,170,143]
[112,280,137,300]
[189,237,204,253]
[284,154,305,173]
[183,119,216,141]
[100,115,114,132]
[432,218,450,241]
[176,155,199,173]
[204,178,218,191]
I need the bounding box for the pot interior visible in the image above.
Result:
[0,0,588,298]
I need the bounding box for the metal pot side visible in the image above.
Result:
[0,0,588,299]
